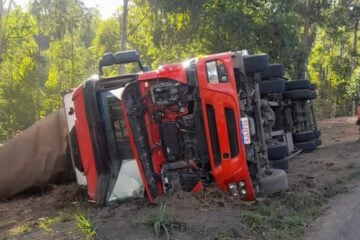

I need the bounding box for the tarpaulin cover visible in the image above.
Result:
[0,108,72,198]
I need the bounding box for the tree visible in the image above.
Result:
[118,0,128,74]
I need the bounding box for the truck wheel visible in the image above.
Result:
[285,79,312,91]
[260,64,284,79]
[309,83,316,90]
[259,78,285,94]
[260,168,288,195]
[292,130,317,142]
[269,157,289,171]
[267,141,288,160]
[315,138,322,146]
[294,140,317,151]
[243,54,270,75]
[283,89,316,100]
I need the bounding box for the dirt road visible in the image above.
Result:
[1,117,359,240]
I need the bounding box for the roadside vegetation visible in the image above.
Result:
[144,203,186,239]
[131,165,360,240]
[2,136,360,240]
[3,210,96,239]
[0,0,359,141]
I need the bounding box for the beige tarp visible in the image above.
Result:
[0,108,72,198]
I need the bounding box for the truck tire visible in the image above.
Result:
[259,78,285,94]
[267,141,288,160]
[260,168,288,195]
[292,130,317,142]
[309,83,316,90]
[315,138,322,146]
[294,140,317,151]
[285,79,311,91]
[260,64,284,79]
[269,157,289,171]
[243,54,270,75]
[283,89,317,100]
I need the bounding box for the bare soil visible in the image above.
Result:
[1,116,359,240]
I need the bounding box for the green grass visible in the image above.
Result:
[38,212,73,232]
[75,213,96,239]
[145,202,186,239]
[240,195,321,240]
[238,168,360,240]
[8,224,32,236]
[210,228,241,240]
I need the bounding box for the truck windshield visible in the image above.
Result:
[99,88,143,201]
[99,89,134,161]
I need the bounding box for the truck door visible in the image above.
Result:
[196,54,256,201]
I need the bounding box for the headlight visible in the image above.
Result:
[240,189,247,196]
[228,183,239,197]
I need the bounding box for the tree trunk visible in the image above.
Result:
[118,0,128,74]
[353,15,359,55]
[0,0,4,60]
[302,0,310,51]
[0,0,13,61]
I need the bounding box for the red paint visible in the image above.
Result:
[72,52,257,202]
[196,53,256,201]
[134,53,255,201]
[72,86,98,200]
[191,181,204,193]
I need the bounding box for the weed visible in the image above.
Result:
[38,212,73,232]
[75,213,96,239]
[239,191,324,240]
[323,178,348,198]
[210,227,241,240]
[145,202,186,239]
[38,218,53,232]
[8,224,31,236]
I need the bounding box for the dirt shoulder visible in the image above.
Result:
[1,116,359,240]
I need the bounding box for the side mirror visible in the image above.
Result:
[99,50,148,76]
[113,50,139,65]
[99,53,114,75]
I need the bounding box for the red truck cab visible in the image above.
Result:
[65,50,287,204]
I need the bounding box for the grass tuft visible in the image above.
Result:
[38,212,73,232]
[145,202,186,239]
[240,191,323,239]
[8,224,32,236]
[75,213,96,239]
[211,228,241,240]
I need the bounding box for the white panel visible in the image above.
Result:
[62,91,87,186]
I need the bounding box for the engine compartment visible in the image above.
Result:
[122,79,211,199]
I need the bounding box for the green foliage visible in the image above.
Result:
[8,224,32,236]
[75,213,96,239]
[37,212,73,232]
[0,0,359,139]
[308,1,360,118]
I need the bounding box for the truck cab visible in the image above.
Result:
[63,50,288,204]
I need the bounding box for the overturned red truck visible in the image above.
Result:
[63,50,290,205]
